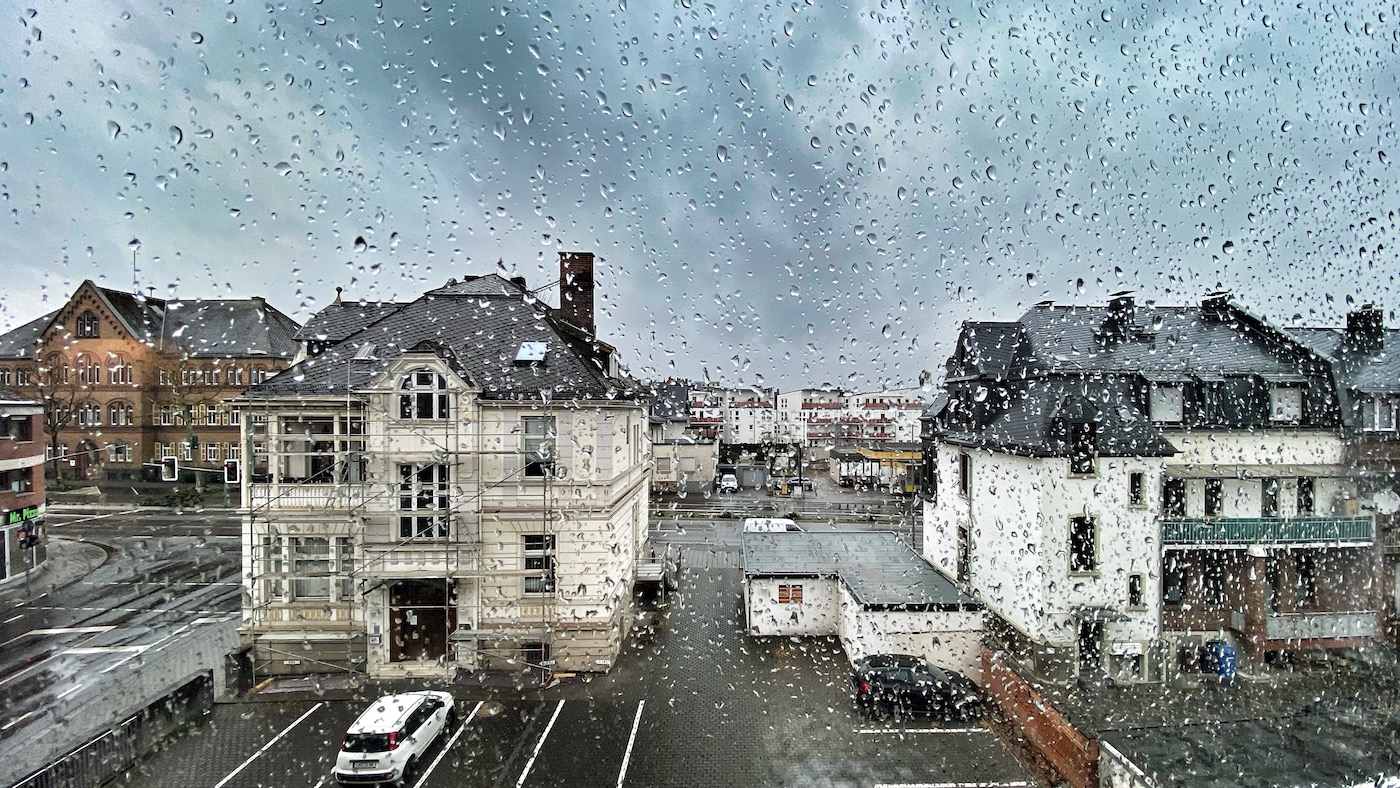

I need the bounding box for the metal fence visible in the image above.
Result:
[11,673,213,788]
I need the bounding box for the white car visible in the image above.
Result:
[334,691,455,786]
[719,473,739,493]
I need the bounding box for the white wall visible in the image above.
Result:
[837,587,985,682]
[746,576,841,636]
[925,446,1162,648]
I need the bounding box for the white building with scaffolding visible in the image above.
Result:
[235,253,652,681]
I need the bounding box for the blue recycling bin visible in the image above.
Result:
[1207,640,1237,679]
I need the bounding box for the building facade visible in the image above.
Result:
[923,293,1378,685]
[238,254,651,681]
[0,389,45,586]
[0,281,299,482]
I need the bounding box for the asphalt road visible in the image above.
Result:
[106,516,1035,788]
[0,507,241,786]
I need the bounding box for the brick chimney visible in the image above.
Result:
[559,251,595,333]
[1345,304,1385,354]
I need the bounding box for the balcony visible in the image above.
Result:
[250,483,367,510]
[1162,516,1373,546]
[1231,610,1379,642]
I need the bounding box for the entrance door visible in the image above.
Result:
[75,441,97,480]
[1077,621,1104,673]
[389,580,456,663]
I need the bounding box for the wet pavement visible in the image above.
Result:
[108,546,1037,787]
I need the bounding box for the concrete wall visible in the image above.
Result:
[746,576,841,636]
[837,586,985,682]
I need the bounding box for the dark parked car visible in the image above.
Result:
[851,654,983,721]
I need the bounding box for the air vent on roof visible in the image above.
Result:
[514,341,548,364]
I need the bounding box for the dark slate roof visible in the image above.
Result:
[0,283,300,361]
[241,274,639,402]
[649,382,691,422]
[948,322,1028,380]
[1288,326,1400,395]
[0,311,58,359]
[940,376,1177,458]
[162,299,301,358]
[1014,303,1318,379]
[934,297,1340,457]
[741,531,981,611]
[294,301,410,342]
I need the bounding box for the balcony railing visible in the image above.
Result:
[1231,610,1379,641]
[250,483,368,510]
[1162,516,1373,546]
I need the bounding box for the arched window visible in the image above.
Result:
[398,369,450,420]
[76,310,100,338]
[108,354,133,385]
[75,353,100,385]
[77,401,102,427]
[42,353,68,386]
[108,401,134,426]
[252,366,268,384]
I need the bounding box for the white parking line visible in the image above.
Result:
[49,510,139,526]
[214,702,323,788]
[412,700,483,788]
[514,699,565,788]
[857,727,988,735]
[616,700,645,787]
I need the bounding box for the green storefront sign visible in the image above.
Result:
[5,506,40,525]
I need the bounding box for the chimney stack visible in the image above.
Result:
[559,251,595,334]
[1345,304,1385,354]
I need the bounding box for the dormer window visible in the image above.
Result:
[1149,383,1183,424]
[1269,385,1303,423]
[1362,396,1395,432]
[398,369,450,420]
[76,310,99,338]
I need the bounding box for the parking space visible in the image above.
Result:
[113,559,1035,787]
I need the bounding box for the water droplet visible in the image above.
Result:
[169,126,183,145]
[190,31,204,44]
[715,145,728,163]
[782,95,795,111]
[1222,240,1235,254]
[107,120,121,139]
[274,161,292,176]
[986,165,998,181]
[809,137,821,148]
[1281,120,1293,132]
[354,236,368,252]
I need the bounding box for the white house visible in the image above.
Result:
[236,253,651,681]
[923,293,1377,685]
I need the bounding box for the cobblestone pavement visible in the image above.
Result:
[109,556,1036,788]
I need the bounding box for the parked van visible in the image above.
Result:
[742,517,802,533]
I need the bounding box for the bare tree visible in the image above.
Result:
[25,363,90,480]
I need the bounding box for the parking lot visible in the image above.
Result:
[111,547,1036,787]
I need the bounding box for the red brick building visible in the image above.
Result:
[0,281,300,482]
[0,388,45,586]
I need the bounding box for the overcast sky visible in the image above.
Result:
[2,0,1396,391]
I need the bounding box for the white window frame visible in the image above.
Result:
[523,534,557,595]
[522,415,557,478]
[398,369,450,420]
[1362,396,1395,432]
[398,463,450,538]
